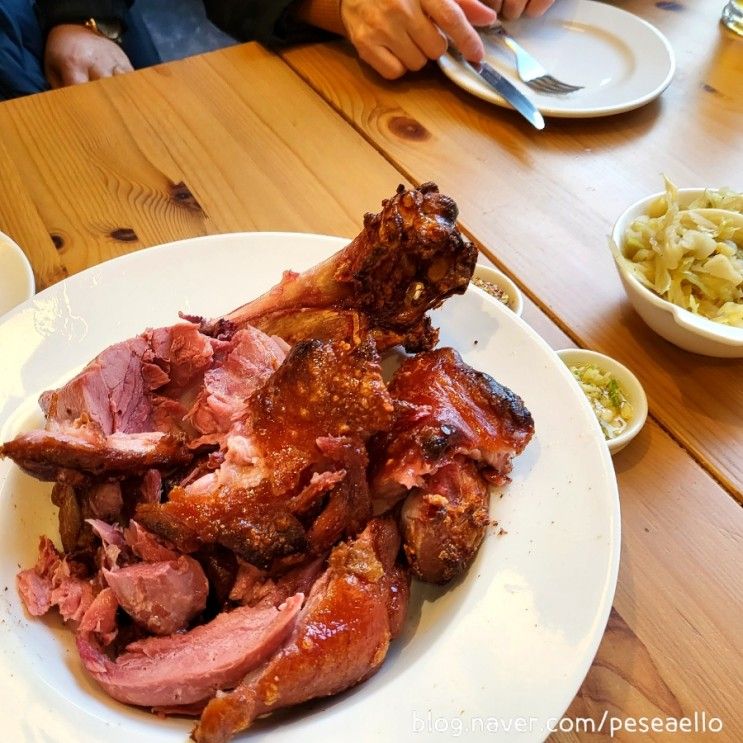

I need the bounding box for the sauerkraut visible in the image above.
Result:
[617,178,743,327]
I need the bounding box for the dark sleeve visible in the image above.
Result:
[203,0,337,47]
[35,0,133,35]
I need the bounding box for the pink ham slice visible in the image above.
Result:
[78,588,119,645]
[17,536,93,622]
[103,556,208,635]
[123,520,180,562]
[186,328,288,440]
[76,594,303,707]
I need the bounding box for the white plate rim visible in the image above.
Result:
[0,232,621,742]
[438,0,676,118]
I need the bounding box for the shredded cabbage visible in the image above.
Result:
[617,178,743,327]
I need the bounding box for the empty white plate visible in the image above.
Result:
[439,0,675,118]
[0,231,35,317]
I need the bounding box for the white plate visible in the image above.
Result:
[0,230,35,317]
[0,233,619,742]
[439,0,675,118]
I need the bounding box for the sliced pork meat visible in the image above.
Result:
[230,556,325,609]
[197,183,476,353]
[186,327,288,440]
[39,323,214,435]
[371,347,535,511]
[76,594,303,708]
[194,518,409,743]
[103,556,208,635]
[400,458,490,583]
[123,520,180,562]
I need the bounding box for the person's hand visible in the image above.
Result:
[44,24,133,89]
[486,0,555,20]
[339,0,497,80]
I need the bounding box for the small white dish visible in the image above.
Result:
[438,0,675,118]
[0,230,35,317]
[557,348,648,455]
[610,188,743,358]
[471,263,524,316]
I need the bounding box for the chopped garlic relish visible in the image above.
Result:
[570,364,633,440]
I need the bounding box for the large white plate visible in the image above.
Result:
[0,230,35,318]
[439,0,675,118]
[0,233,619,742]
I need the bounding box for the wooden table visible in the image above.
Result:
[0,0,740,739]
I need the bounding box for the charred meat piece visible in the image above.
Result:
[400,458,490,584]
[137,339,393,566]
[197,183,476,352]
[371,347,535,511]
[194,517,409,743]
[135,483,308,568]
[76,594,303,708]
[0,429,192,484]
[370,348,533,583]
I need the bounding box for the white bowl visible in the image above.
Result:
[610,188,743,358]
[472,264,524,316]
[0,231,35,317]
[557,348,648,456]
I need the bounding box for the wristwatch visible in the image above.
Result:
[83,17,123,45]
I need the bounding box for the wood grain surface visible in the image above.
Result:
[0,44,410,288]
[0,21,740,742]
[279,0,743,499]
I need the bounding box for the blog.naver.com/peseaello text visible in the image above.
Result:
[411,710,724,737]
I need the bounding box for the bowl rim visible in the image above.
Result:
[556,348,648,454]
[610,188,743,347]
[472,263,525,317]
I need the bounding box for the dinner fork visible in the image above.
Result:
[483,24,584,95]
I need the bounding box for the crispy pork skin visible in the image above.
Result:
[103,556,208,635]
[194,518,409,743]
[76,594,303,708]
[372,347,535,511]
[197,183,476,352]
[400,458,490,584]
[136,339,393,566]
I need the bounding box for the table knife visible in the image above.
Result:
[450,48,545,130]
